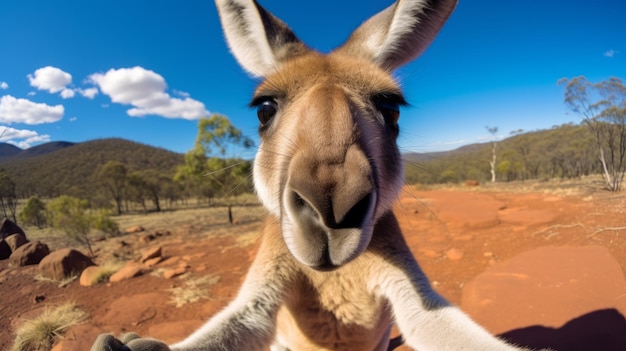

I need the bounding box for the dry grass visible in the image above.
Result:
[168,274,221,308]
[10,302,87,351]
[34,273,79,288]
[90,259,126,285]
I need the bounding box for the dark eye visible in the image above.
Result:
[377,100,400,125]
[372,93,406,127]
[256,99,277,125]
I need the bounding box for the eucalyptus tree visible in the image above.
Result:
[560,76,626,191]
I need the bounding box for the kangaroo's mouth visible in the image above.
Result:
[282,188,376,270]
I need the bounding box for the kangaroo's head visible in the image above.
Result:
[215,0,456,270]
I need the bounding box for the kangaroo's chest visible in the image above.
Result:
[274,269,392,351]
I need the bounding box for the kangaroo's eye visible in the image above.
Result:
[257,100,277,125]
[376,100,400,125]
[372,93,406,127]
[252,97,278,126]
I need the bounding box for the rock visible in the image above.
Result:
[125,225,145,234]
[79,266,102,286]
[144,256,163,267]
[446,248,464,261]
[0,239,10,260]
[38,248,95,281]
[5,233,29,252]
[140,233,156,243]
[163,265,187,279]
[109,262,144,283]
[0,218,26,239]
[9,241,50,267]
[140,246,162,263]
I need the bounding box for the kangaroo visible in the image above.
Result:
[91,1,539,350]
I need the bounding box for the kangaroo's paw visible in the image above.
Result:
[90,333,170,351]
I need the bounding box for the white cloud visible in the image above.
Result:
[77,87,98,99]
[0,82,8,90]
[604,49,619,58]
[0,126,51,149]
[60,88,75,99]
[173,89,190,98]
[28,66,73,95]
[0,95,64,124]
[27,91,36,96]
[89,66,209,120]
[69,116,77,122]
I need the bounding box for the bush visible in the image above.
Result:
[46,195,118,255]
[19,196,47,228]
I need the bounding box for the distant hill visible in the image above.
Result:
[0,143,22,158]
[403,123,599,184]
[0,141,76,161]
[403,143,488,164]
[0,138,184,198]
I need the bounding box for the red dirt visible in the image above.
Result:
[1,186,625,350]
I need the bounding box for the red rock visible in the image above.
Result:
[144,256,163,267]
[39,248,95,281]
[9,241,50,267]
[80,266,102,286]
[163,265,187,279]
[109,262,144,283]
[158,256,180,267]
[0,239,10,260]
[140,246,162,263]
[5,233,28,252]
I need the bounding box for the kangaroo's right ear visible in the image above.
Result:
[215,0,310,78]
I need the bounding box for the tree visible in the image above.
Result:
[175,114,254,222]
[95,161,128,214]
[559,76,626,191]
[127,169,171,212]
[486,126,499,183]
[19,196,47,228]
[0,168,18,223]
[46,195,118,256]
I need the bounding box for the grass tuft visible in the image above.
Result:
[168,274,221,307]
[92,259,125,284]
[10,302,87,351]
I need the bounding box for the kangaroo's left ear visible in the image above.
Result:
[334,0,458,71]
[215,0,311,78]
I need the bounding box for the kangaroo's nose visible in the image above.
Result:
[289,188,373,230]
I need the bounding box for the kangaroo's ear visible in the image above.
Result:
[335,0,457,71]
[215,0,310,78]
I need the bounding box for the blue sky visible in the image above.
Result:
[1,0,624,158]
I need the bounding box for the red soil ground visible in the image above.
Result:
[1,185,625,350]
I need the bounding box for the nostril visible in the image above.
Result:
[335,193,372,229]
[290,191,320,220]
[293,192,306,209]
